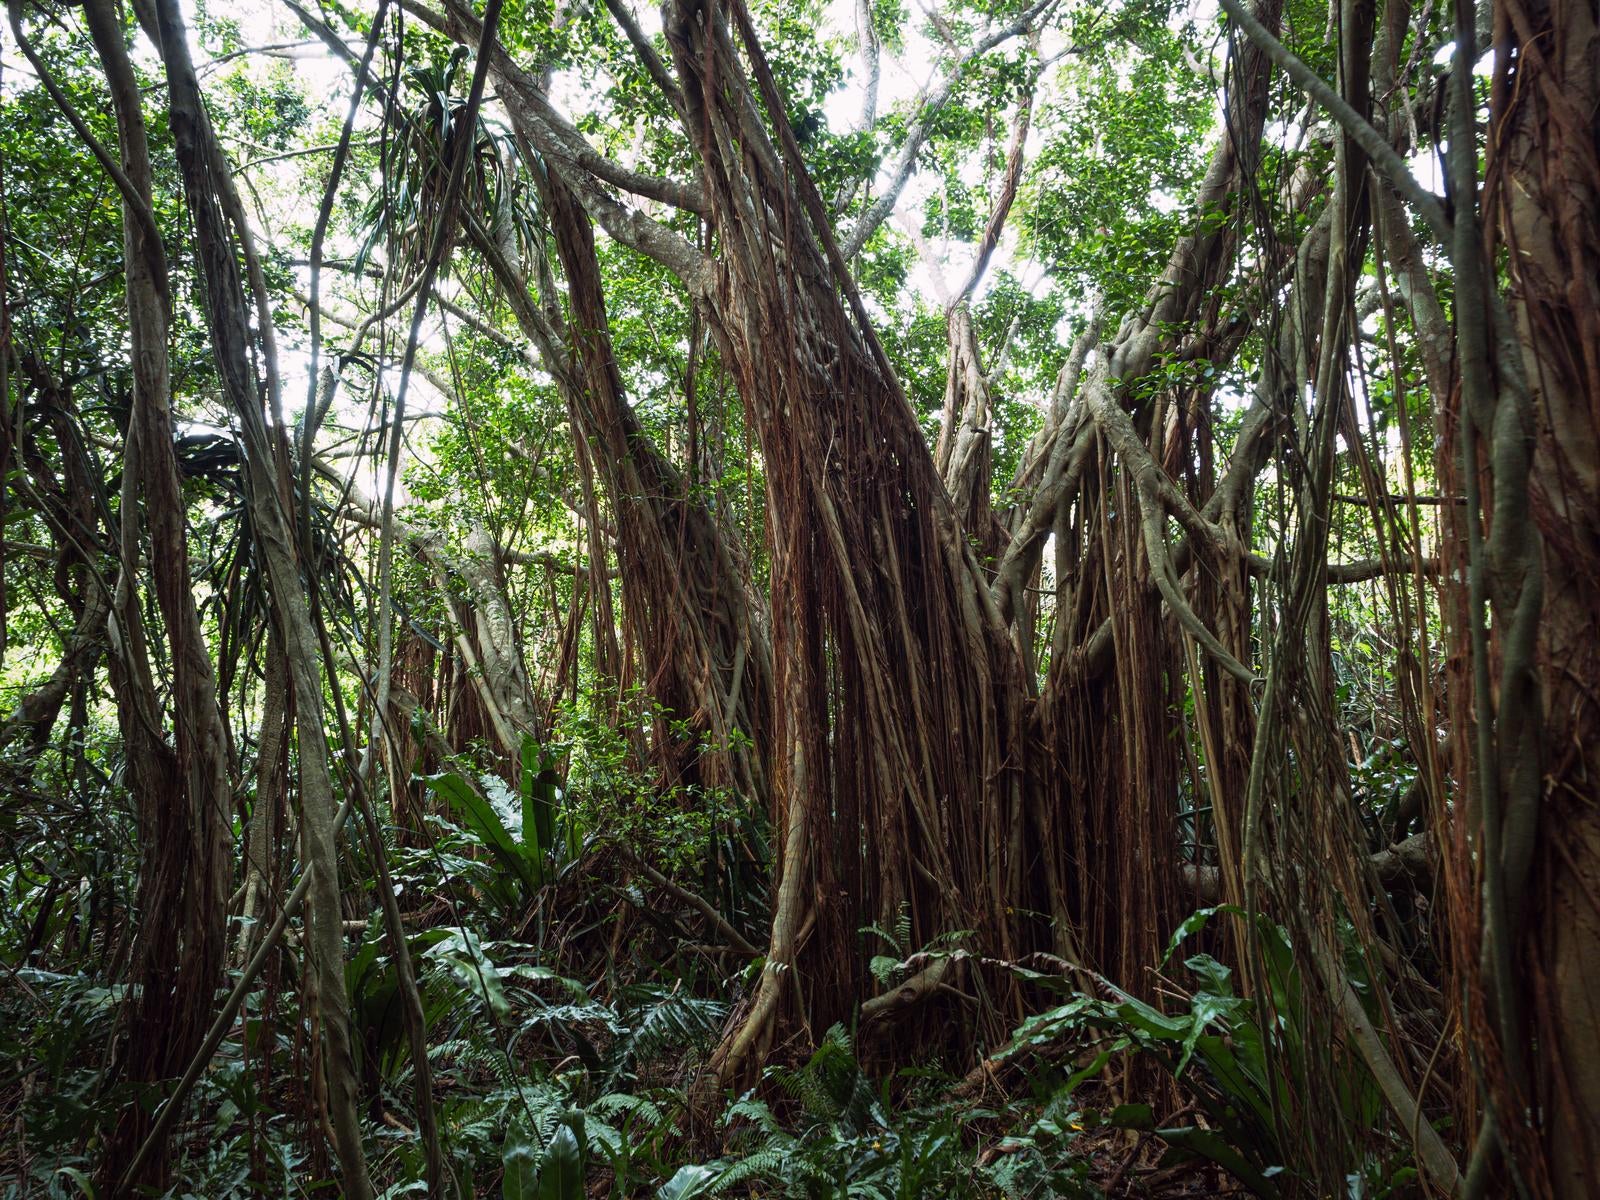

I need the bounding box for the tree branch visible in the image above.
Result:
[1217,0,1450,240]
[840,0,1057,258]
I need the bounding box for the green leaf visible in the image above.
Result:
[519,734,560,860]
[538,1120,585,1200]
[424,926,511,1019]
[1162,904,1245,966]
[503,1125,540,1200]
[1107,1102,1156,1131]
[54,1167,95,1198]
[1192,1032,1276,1130]
[1112,995,1192,1040]
[1176,989,1245,1076]
[1061,1044,1118,1095]
[868,954,901,983]
[1184,953,1235,997]
[427,770,540,890]
[657,1163,722,1200]
[1155,1124,1282,1198]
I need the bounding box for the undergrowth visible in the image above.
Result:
[2,731,1429,1199]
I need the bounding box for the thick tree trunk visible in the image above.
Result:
[651,0,1285,1081]
[663,0,1039,1078]
[1489,0,1600,1190]
[80,1,233,1185]
[147,0,373,1190]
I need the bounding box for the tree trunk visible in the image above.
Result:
[146,0,373,1190]
[1489,0,1600,1189]
[663,0,1041,1076]
[81,1,233,1185]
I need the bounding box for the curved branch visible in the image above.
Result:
[7,3,163,256]
[426,0,712,268]
[1217,0,1450,240]
[1247,550,1443,583]
[1082,364,1218,553]
[841,0,1057,258]
[602,0,689,120]
[951,83,1034,305]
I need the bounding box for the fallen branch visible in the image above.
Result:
[860,953,964,1022]
[623,852,762,958]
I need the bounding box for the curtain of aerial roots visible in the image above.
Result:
[658,0,1229,1080]
[664,0,1020,1078]
[542,172,773,806]
[1249,3,1403,1182]
[458,144,772,805]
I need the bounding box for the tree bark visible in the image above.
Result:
[145,0,374,1190]
[78,1,234,1186]
[1488,0,1600,1190]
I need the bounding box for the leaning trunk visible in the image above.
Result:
[148,0,374,1191]
[82,0,233,1184]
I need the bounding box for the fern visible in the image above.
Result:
[704,1146,789,1193]
[605,988,727,1085]
[588,1090,667,1128]
[429,1036,503,1078]
[723,1095,782,1135]
[499,1080,568,1151]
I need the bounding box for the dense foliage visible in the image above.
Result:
[2,0,1597,1195]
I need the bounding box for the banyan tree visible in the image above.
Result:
[1,0,1595,1193]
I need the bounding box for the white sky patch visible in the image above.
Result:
[1408,150,1447,199]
